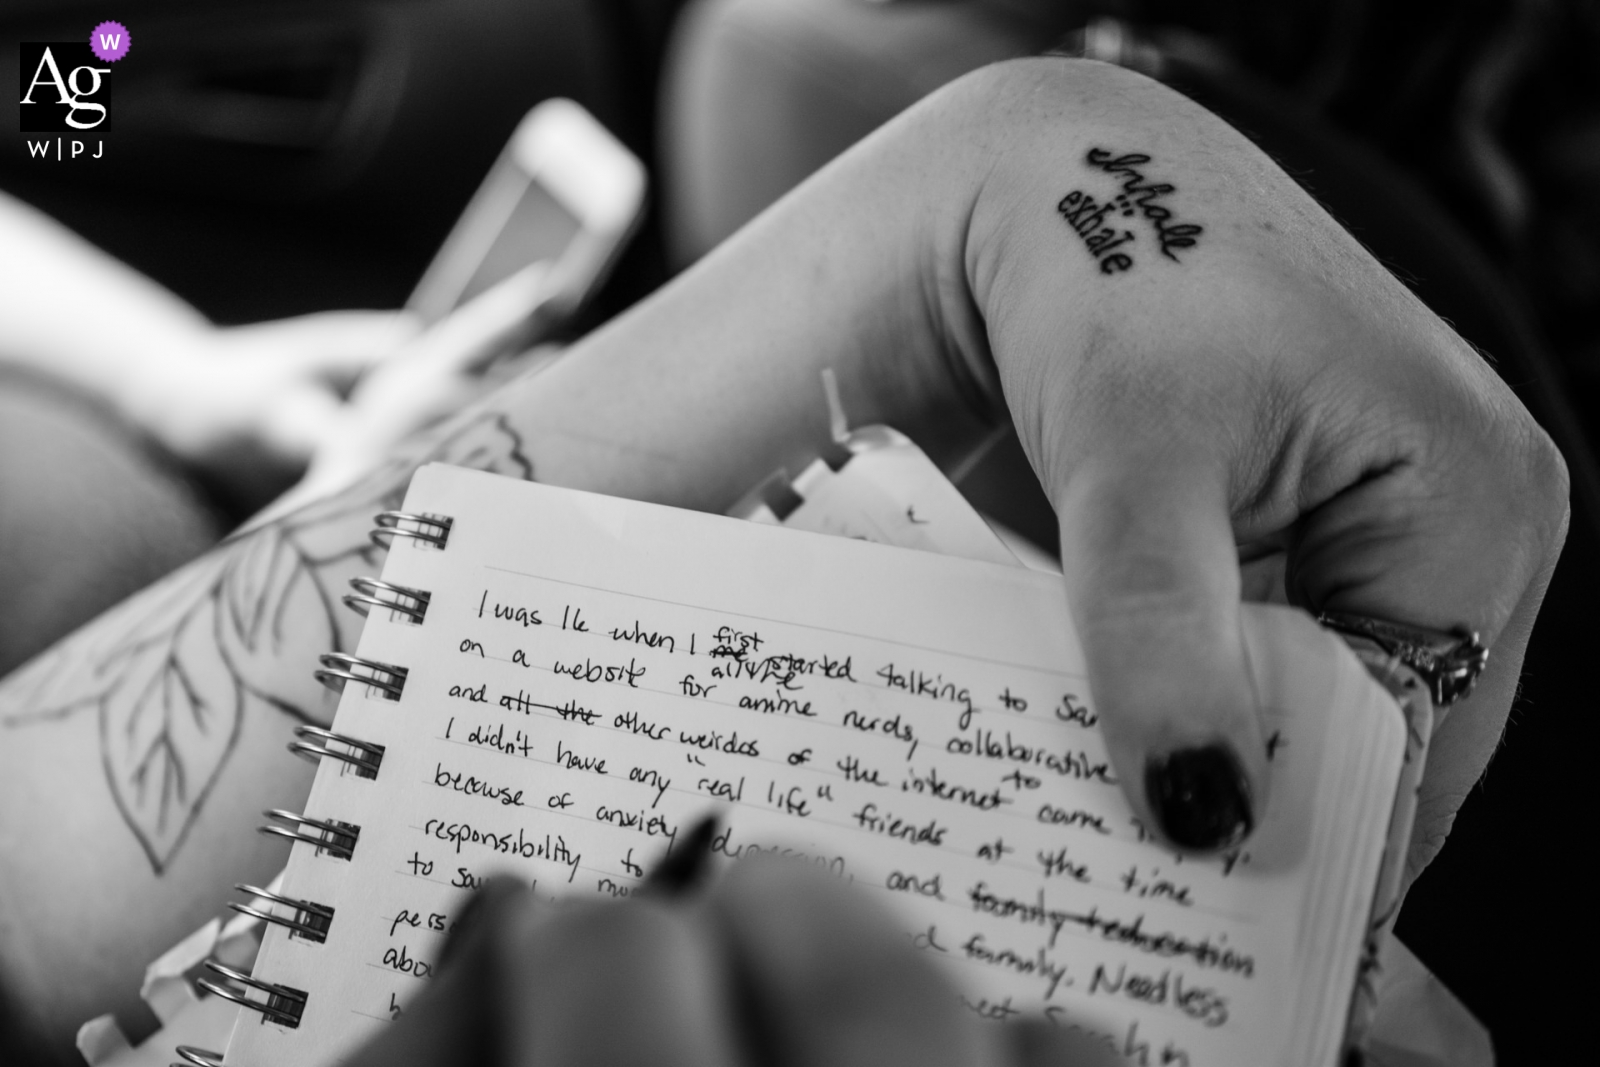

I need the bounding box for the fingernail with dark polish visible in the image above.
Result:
[643,813,719,896]
[1144,745,1254,851]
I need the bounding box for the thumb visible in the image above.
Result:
[1055,447,1267,853]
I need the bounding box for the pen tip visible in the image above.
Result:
[644,812,719,895]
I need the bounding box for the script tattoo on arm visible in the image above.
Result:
[1056,147,1204,275]
[0,411,533,873]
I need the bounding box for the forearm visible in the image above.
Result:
[0,191,212,415]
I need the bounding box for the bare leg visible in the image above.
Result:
[0,371,219,677]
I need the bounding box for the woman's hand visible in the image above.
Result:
[918,60,1569,867]
[0,190,418,509]
[570,54,1566,869]
[442,56,1567,874]
[543,56,1565,870]
[281,265,561,513]
[344,862,1118,1067]
[121,309,418,503]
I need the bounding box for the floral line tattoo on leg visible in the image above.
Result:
[1057,147,1204,274]
[0,411,534,873]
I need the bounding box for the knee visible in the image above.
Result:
[0,376,219,674]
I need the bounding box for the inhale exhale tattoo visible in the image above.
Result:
[1058,148,1203,274]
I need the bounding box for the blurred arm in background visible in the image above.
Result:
[0,187,548,681]
[0,189,416,505]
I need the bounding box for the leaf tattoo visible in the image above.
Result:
[0,412,534,872]
[100,567,244,867]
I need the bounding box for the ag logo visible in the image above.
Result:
[19,42,110,131]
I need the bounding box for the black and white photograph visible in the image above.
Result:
[0,2,1593,1065]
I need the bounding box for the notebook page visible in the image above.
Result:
[227,465,1396,1067]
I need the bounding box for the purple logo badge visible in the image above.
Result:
[89,21,130,63]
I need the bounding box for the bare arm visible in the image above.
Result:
[0,189,211,394]
[0,58,1565,1049]
[0,190,410,494]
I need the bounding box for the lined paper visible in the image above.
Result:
[226,465,1402,1067]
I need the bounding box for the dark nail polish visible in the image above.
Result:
[643,813,719,895]
[1144,745,1254,851]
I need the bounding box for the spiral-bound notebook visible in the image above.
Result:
[210,463,1420,1067]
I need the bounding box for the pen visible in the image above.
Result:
[642,812,719,896]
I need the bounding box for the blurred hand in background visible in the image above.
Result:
[123,309,419,504]
[0,189,417,511]
[0,188,567,528]
[278,263,561,517]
